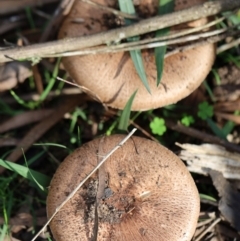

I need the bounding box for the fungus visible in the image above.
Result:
[58,0,215,110]
[47,135,200,241]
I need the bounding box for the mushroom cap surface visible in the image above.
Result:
[47,135,200,241]
[59,0,215,110]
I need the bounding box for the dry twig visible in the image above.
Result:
[165,119,240,153]
[0,0,240,63]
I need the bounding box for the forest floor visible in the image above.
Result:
[0,1,240,241]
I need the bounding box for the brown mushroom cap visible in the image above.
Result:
[47,135,200,241]
[59,0,215,111]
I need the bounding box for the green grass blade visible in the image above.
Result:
[155,32,167,85]
[38,57,61,103]
[33,143,67,148]
[0,224,8,240]
[118,0,151,93]
[0,159,51,190]
[118,0,135,14]
[10,58,61,109]
[199,193,217,202]
[222,121,235,137]
[25,7,35,29]
[129,50,151,93]
[206,118,226,140]
[118,90,138,131]
[155,0,174,85]
[22,152,46,191]
[203,81,216,102]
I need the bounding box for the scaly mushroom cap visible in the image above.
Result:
[59,0,215,110]
[47,135,200,241]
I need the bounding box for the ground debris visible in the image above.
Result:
[0,62,32,92]
[213,63,240,102]
[209,170,240,232]
[177,142,240,179]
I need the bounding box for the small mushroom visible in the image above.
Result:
[47,135,200,241]
[58,0,215,110]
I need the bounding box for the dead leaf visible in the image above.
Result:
[177,143,240,179]
[0,62,32,92]
[209,170,240,232]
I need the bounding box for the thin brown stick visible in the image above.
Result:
[129,120,159,143]
[52,16,225,57]
[195,218,221,241]
[165,119,240,153]
[47,28,229,57]
[165,29,239,57]
[217,37,240,53]
[0,0,240,63]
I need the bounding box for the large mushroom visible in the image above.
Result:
[59,0,215,110]
[47,135,200,241]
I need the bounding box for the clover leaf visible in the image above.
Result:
[181,115,195,126]
[197,101,213,120]
[150,117,166,136]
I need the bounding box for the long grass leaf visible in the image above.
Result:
[0,159,51,190]
[155,0,174,85]
[206,118,227,140]
[118,0,151,93]
[129,50,151,93]
[222,120,235,136]
[118,90,138,131]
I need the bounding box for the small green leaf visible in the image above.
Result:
[0,159,51,191]
[197,101,214,120]
[155,0,175,85]
[150,117,167,136]
[118,0,151,93]
[181,115,195,126]
[118,90,138,131]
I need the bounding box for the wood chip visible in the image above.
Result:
[177,142,240,179]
